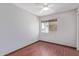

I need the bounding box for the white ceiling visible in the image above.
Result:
[13,3,79,16]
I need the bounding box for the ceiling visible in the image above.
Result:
[13,3,79,16]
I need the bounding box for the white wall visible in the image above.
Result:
[77,8,79,50]
[40,10,77,47]
[0,4,39,55]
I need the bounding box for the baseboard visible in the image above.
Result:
[5,40,76,56]
[39,40,76,49]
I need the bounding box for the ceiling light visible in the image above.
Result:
[43,7,49,11]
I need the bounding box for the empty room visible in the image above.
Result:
[0,3,79,56]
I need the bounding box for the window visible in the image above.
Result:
[41,19,57,33]
[41,22,49,33]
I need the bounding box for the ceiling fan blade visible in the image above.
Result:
[40,8,44,13]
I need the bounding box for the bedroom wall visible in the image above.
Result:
[0,3,39,55]
[77,8,79,50]
[39,10,77,47]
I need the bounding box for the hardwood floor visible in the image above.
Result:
[6,40,79,56]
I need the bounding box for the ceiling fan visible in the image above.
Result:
[40,3,53,13]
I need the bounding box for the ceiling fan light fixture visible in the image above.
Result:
[43,7,49,11]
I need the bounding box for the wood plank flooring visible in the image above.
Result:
[6,40,79,56]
